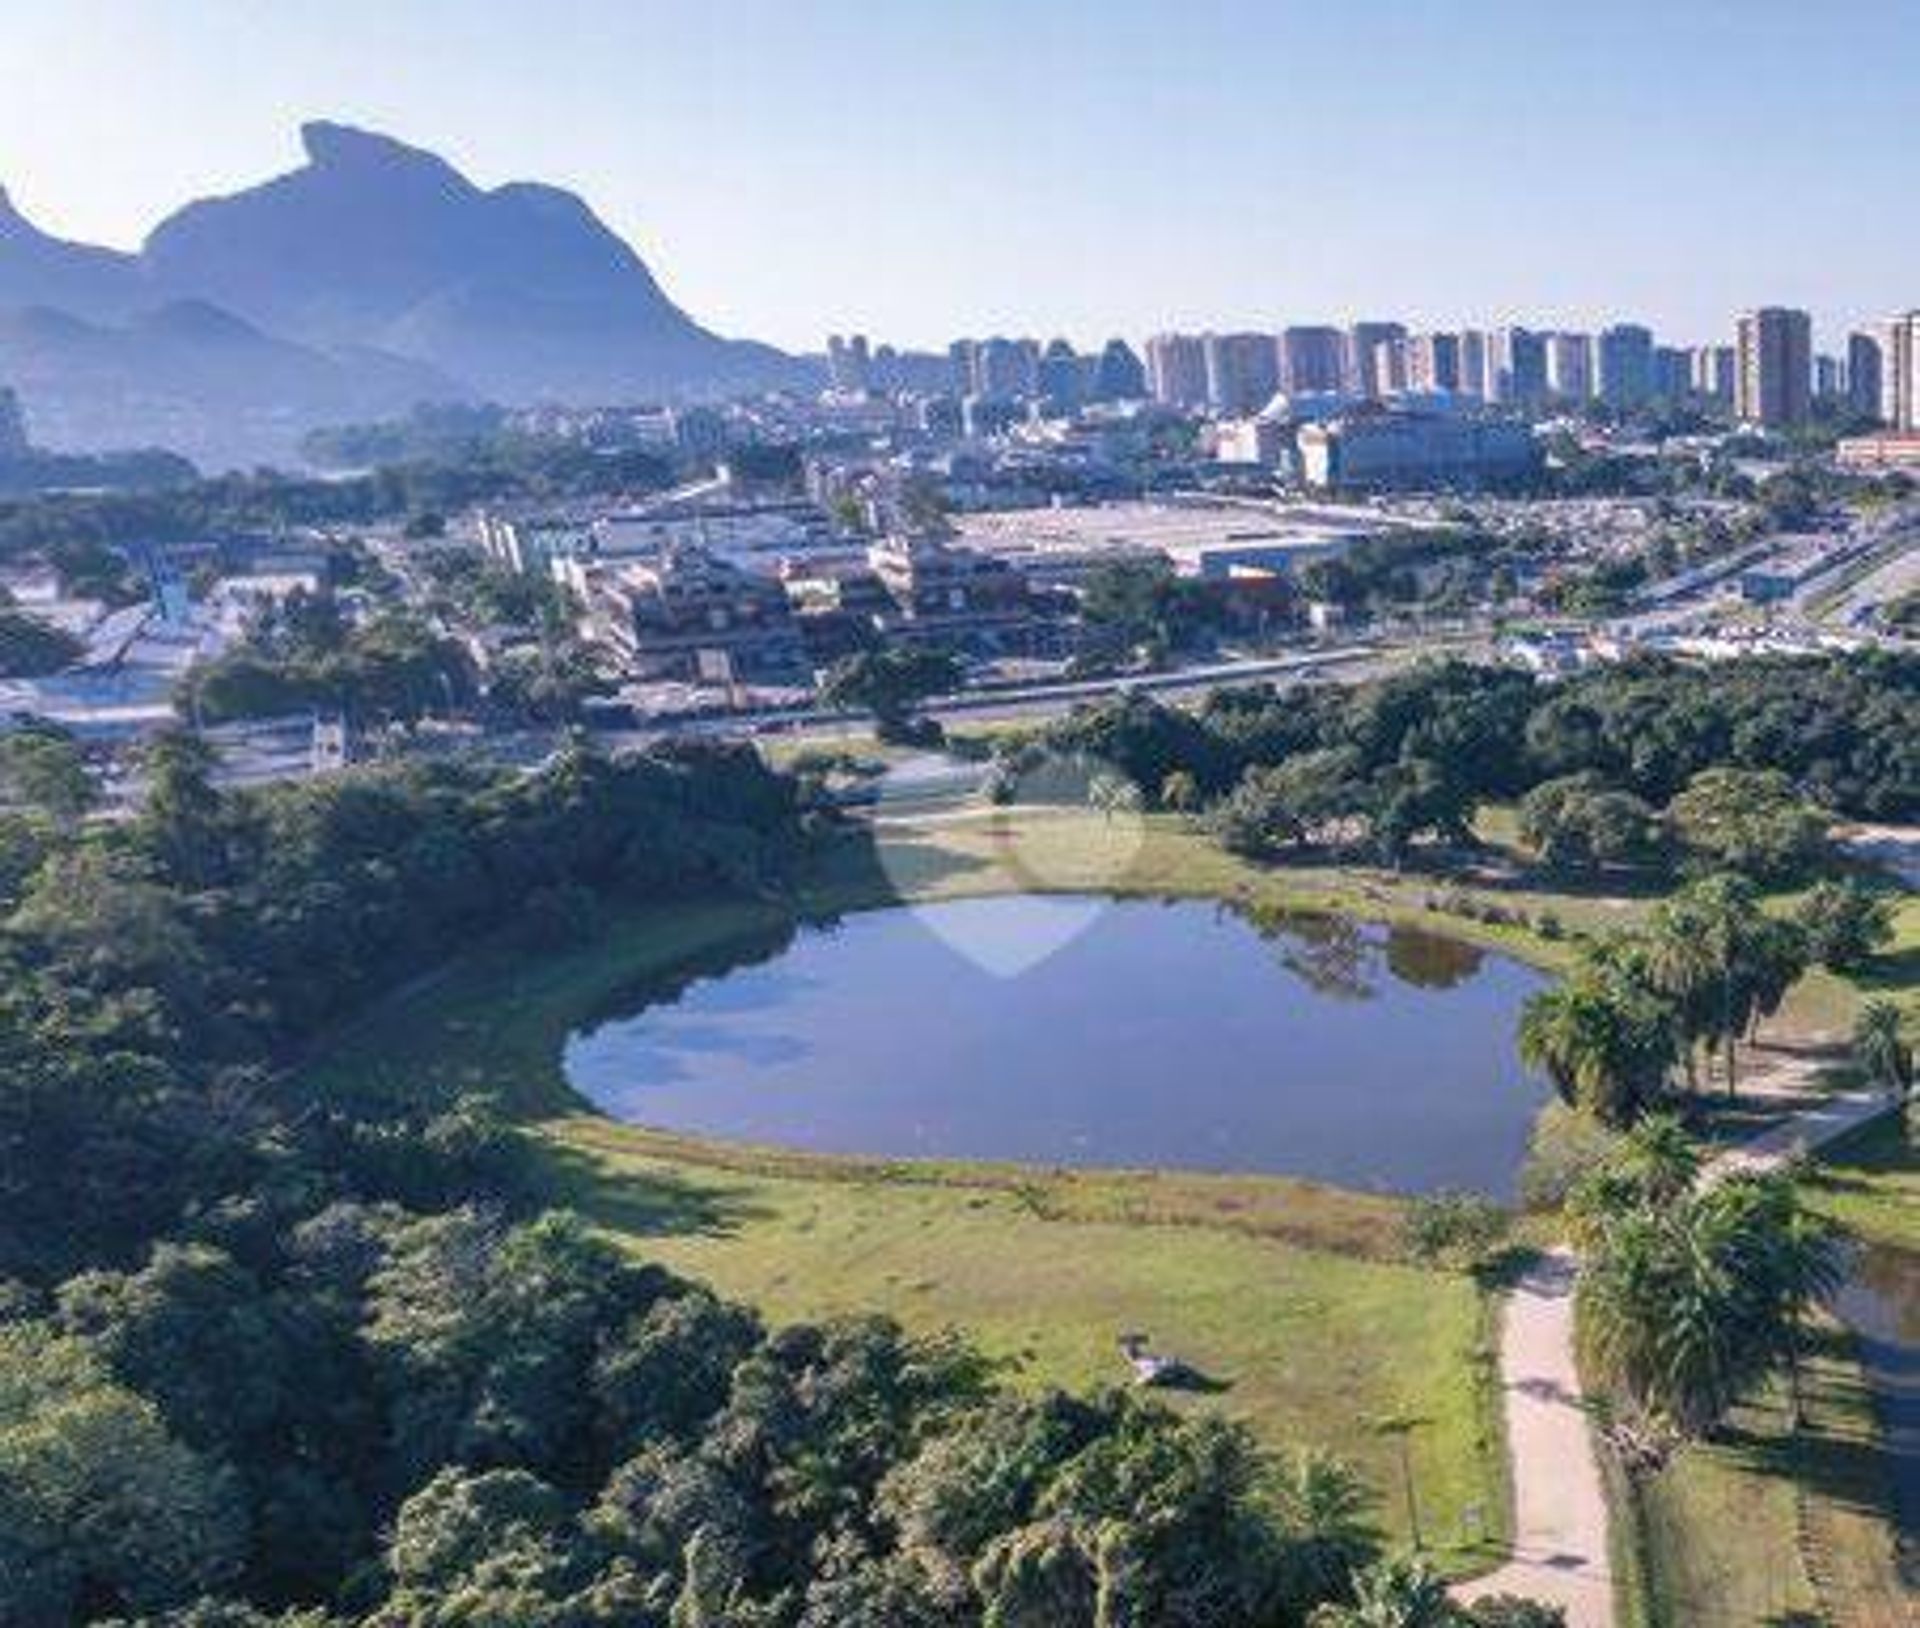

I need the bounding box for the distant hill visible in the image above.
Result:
[0,299,462,471]
[0,185,141,316]
[0,121,812,466]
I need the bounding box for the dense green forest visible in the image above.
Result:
[0,445,199,498]
[1022,652,1918,857]
[0,729,1563,1626]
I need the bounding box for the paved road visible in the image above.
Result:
[1459,1080,1900,1626]
[1813,532,1920,629]
[636,639,1407,744]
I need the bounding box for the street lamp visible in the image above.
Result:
[1370,1412,1427,1551]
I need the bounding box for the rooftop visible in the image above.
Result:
[951,498,1406,563]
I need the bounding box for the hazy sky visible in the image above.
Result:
[2,1,1914,351]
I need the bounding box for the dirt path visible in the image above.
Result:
[1709,1087,1895,1183]
[1456,1248,1616,1625]
[1458,1081,1900,1627]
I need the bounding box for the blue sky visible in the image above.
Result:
[2,0,1914,351]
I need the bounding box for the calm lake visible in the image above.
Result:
[566,895,1552,1197]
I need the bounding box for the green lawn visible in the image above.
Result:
[1768,882,1920,1040]
[1626,1339,1906,1627]
[543,1114,1510,1573]
[1805,1115,1919,1255]
[800,805,1583,971]
[1849,888,1920,1033]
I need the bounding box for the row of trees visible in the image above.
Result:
[1517,766,1833,881]
[1515,873,1896,1125]
[1570,1120,1844,1449]
[1029,653,1917,842]
[1208,751,1845,884]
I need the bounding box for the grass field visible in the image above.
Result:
[1806,1115,1919,1255]
[1626,1337,1907,1627]
[544,1114,1510,1573]
[297,802,1916,1600]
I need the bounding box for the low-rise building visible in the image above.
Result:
[779,533,1043,659]
[1835,430,1920,473]
[949,498,1393,587]
[578,546,807,683]
[480,480,834,579]
[864,533,1037,650]
[1213,415,1292,469]
[476,511,595,575]
[1296,409,1540,493]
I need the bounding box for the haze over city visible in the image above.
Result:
[3,0,1918,348]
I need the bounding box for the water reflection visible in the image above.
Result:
[1248,907,1374,1001]
[1239,904,1488,1000]
[1385,925,1487,991]
[1835,1241,1920,1546]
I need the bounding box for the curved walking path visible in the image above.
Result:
[1458,1080,1900,1627]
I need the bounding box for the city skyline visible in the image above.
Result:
[3,1,1918,353]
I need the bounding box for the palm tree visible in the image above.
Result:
[1518,984,1601,1105]
[1518,973,1675,1126]
[1853,1000,1913,1100]
[1615,1114,1701,1204]
[1724,1174,1845,1429]
[1642,898,1722,1091]
[1274,1447,1377,1610]
[1588,931,1684,1027]
[1647,876,1780,1096]
[1578,1155,1844,1441]
[1578,1201,1747,1438]
[1307,1552,1454,1627]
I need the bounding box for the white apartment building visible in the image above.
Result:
[1545,333,1594,401]
[1882,312,1919,431]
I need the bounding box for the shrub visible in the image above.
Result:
[1400,1190,1512,1269]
